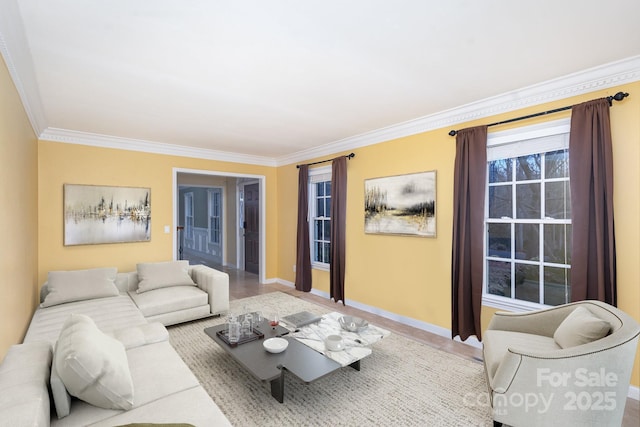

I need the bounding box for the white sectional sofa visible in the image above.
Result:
[0,261,232,427]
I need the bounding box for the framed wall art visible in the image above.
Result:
[64,184,151,246]
[364,171,436,237]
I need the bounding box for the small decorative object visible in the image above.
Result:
[263,337,288,353]
[268,310,280,330]
[364,171,436,237]
[64,184,151,246]
[324,334,344,351]
[228,316,240,343]
[338,315,369,332]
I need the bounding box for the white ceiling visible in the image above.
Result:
[1,0,640,164]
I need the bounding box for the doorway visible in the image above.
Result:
[173,169,266,283]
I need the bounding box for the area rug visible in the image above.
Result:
[168,292,493,426]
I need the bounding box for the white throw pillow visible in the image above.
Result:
[553,306,610,349]
[41,267,119,308]
[50,346,72,419]
[136,260,194,293]
[54,314,134,410]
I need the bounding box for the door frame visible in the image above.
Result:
[173,168,267,284]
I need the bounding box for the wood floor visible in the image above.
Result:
[218,265,639,426]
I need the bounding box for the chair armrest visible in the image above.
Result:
[189,265,229,315]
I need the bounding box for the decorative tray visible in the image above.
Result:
[216,328,264,347]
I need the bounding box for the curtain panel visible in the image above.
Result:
[451,126,487,341]
[330,156,347,304]
[295,165,312,292]
[569,98,617,305]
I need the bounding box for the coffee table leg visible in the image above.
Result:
[270,368,286,403]
[349,359,361,371]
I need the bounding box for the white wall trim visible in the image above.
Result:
[275,55,640,166]
[43,128,277,166]
[0,6,47,136]
[11,54,636,168]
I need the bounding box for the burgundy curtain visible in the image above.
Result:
[330,156,347,304]
[569,98,617,305]
[295,165,312,291]
[451,126,487,341]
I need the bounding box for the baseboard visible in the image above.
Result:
[273,277,639,400]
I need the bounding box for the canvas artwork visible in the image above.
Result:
[364,171,436,237]
[64,184,151,246]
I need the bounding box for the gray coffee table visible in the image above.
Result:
[205,319,348,403]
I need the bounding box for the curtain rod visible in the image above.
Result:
[448,91,629,137]
[296,152,355,169]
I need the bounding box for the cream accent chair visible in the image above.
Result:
[483,300,640,427]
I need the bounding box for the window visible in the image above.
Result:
[484,119,571,311]
[309,166,331,269]
[184,192,194,240]
[208,189,221,245]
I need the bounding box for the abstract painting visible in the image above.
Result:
[364,171,436,237]
[64,184,151,246]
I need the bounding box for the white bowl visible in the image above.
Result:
[263,337,288,353]
[324,334,344,351]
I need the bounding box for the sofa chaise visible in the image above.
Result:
[0,261,232,426]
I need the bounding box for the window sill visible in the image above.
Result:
[311,263,330,272]
[482,294,549,313]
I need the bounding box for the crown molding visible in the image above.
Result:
[40,128,277,167]
[275,55,640,166]
[0,3,47,136]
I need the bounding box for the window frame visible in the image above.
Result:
[482,118,571,312]
[184,192,194,240]
[208,188,222,245]
[308,165,332,271]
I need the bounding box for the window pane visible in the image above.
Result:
[326,181,331,196]
[515,223,539,260]
[515,154,541,181]
[488,223,511,258]
[516,183,540,219]
[314,220,322,240]
[323,220,330,242]
[325,198,331,217]
[515,264,539,303]
[316,182,324,196]
[317,198,324,217]
[314,242,322,262]
[544,267,570,306]
[488,185,512,218]
[545,150,569,179]
[544,224,572,264]
[323,242,331,264]
[545,181,571,219]
[489,159,511,183]
[487,260,511,297]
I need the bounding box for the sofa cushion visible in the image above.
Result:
[136,261,195,293]
[483,330,560,381]
[553,306,611,349]
[55,314,134,411]
[128,286,208,317]
[109,323,170,349]
[50,351,71,418]
[42,267,119,308]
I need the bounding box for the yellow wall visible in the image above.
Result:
[37,142,278,286]
[276,82,640,387]
[0,56,39,358]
